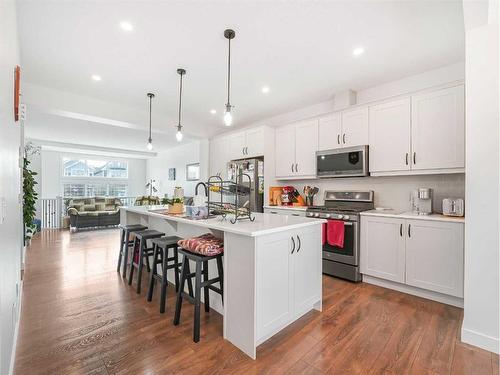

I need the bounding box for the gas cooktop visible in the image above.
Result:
[305,190,374,220]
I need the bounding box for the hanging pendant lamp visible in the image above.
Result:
[175,68,186,142]
[223,29,235,126]
[146,92,155,150]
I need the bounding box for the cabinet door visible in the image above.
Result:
[341,107,369,147]
[405,220,464,297]
[256,232,294,340]
[360,216,405,283]
[294,119,318,176]
[318,113,342,151]
[369,99,411,173]
[411,85,465,170]
[210,136,228,177]
[264,208,306,217]
[228,132,247,160]
[275,125,296,178]
[245,127,264,157]
[293,227,321,317]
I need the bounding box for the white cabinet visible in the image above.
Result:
[245,127,264,157]
[318,113,342,151]
[361,215,464,299]
[264,207,306,217]
[369,98,411,173]
[228,132,246,160]
[341,107,369,148]
[411,85,465,170]
[360,216,406,283]
[275,120,318,179]
[405,219,464,297]
[256,226,321,342]
[210,136,229,177]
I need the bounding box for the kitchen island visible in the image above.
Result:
[120,205,325,359]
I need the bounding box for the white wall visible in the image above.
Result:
[146,140,209,198]
[461,4,499,354]
[0,1,23,373]
[35,150,147,198]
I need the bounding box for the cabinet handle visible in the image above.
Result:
[291,164,294,173]
[408,224,411,238]
[295,163,299,172]
[405,153,409,166]
[337,134,340,145]
[413,152,416,164]
[296,235,301,252]
[400,223,403,237]
[291,236,296,254]
[343,134,346,144]
[246,147,249,155]
[270,211,277,214]
[292,213,300,217]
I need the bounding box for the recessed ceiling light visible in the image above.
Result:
[91,74,102,81]
[210,109,217,114]
[261,86,270,94]
[352,47,365,57]
[120,21,134,32]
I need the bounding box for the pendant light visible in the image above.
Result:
[146,92,155,150]
[223,29,235,126]
[175,68,186,142]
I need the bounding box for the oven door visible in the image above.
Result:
[322,220,359,266]
[316,145,368,178]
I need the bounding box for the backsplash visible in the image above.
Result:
[278,174,465,213]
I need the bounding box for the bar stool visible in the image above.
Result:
[147,236,194,313]
[117,224,148,277]
[128,229,165,294]
[173,234,224,343]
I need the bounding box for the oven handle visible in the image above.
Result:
[325,220,353,226]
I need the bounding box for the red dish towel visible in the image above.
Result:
[327,220,345,248]
[322,223,327,245]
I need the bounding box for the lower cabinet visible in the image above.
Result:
[263,207,307,217]
[360,216,464,298]
[255,226,321,342]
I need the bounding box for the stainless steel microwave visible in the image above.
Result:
[316,145,369,178]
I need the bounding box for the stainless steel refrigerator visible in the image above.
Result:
[226,158,264,213]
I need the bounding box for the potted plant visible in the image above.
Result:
[161,197,184,214]
[23,157,38,245]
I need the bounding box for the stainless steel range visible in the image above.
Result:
[306,190,374,282]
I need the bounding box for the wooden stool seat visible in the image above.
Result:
[173,247,224,343]
[117,224,148,277]
[128,229,165,294]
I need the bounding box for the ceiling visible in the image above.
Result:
[18,0,465,154]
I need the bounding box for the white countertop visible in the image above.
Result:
[360,209,465,223]
[263,205,309,211]
[122,205,325,237]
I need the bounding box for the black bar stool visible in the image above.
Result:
[117,224,148,277]
[173,247,224,343]
[147,236,194,313]
[128,229,165,294]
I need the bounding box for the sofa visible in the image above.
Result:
[67,197,122,230]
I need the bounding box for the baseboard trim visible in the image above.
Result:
[461,327,500,354]
[9,280,23,375]
[362,275,464,308]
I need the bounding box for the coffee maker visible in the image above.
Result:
[411,188,433,215]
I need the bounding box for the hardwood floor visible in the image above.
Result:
[15,229,498,375]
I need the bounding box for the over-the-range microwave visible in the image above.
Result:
[316,145,369,178]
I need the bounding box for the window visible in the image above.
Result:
[62,158,128,178]
[63,184,85,197]
[186,163,200,181]
[63,183,128,198]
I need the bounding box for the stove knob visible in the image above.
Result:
[337,214,344,219]
[343,215,350,220]
[307,212,314,217]
[314,213,320,218]
[325,214,331,218]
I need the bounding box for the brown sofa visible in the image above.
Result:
[67,197,122,230]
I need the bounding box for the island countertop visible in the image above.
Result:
[121,205,326,237]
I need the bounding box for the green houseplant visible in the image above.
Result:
[23,157,38,241]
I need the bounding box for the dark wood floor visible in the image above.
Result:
[14,228,498,375]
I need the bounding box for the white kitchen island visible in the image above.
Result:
[120,205,325,359]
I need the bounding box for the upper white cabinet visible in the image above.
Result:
[341,107,369,148]
[275,120,318,179]
[411,85,465,170]
[369,98,411,173]
[369,84,465,175]
[318,113,342,151]
[360,215,464,299]
[209,136,229,177]
[227,127,265,160]
[228,132,246,160]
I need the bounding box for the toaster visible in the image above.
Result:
[442,198,464,217]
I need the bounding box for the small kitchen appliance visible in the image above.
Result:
[442,198,464,217]
[411,188,433,215]
[306,190,374,282]
[316,145,369,178]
